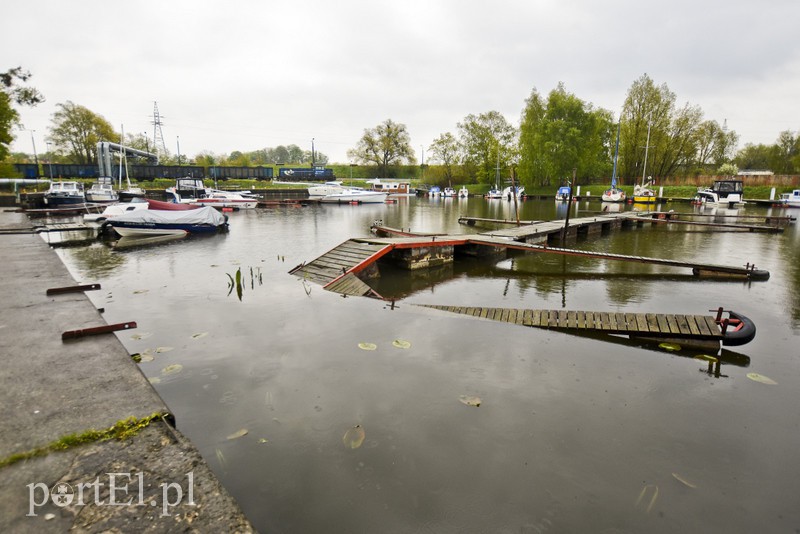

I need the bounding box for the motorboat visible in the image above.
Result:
[84,198,149,222]
[458,186,469,198]
[443,187,456,197]
[118,185,146,202]
[308,181,345,198]
[428,186,442,197]
[503,186,525,200]
[43,181,85,207]
[167,189,258,209]
[692,179,744,209]
[166,178,258,209]
[601,187,626,202]
[85,177,119,203]
[84,197,195,222]
[555,186,571,201]
[365,179,415,196]
[319,188,388,204]
[485,186,502,199]
[779,189,800,207]
[104,206,229,237]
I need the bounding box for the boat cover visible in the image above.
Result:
[110,206,226,226]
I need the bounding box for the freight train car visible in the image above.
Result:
[12,163,41,178]
[208,166,273,180]
[127,165,205,180]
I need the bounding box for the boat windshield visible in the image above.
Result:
[712,181,743,193]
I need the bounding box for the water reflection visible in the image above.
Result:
[52,198,800,533]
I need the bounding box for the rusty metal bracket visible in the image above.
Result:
[47,283,101,295]
[62,321,137,340]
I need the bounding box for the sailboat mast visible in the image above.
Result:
[611,121,620,187]
[119,125,124,189]
[641,113,652,186]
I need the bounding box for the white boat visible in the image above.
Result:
[602,122,626,203]
[319,188,388,204]
[365,179,415,196]
[502,185,525,200]
[307,181,345,198]
[555,186,571,201]
[166,178,258,209]
[84,198,149,222]
[443,187,456,197]
[632,179,657,204]
[601,187,626,202]
[692,179,744,209]
[485,186,502,199]
[105,206,229,236]
[85,177,119,203]
[428,186,442,197]
[779,189,800,207]
[43,181,85,207]
[458,186,469,198]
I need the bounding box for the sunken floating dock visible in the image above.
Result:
[415,304,754,349]
[417,304,722,341]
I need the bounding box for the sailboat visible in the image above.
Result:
[631,115,656,204]
[117,126,146,201]
[602,122,626,203]
[485,152,503,199]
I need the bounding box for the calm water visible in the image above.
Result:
[54,197,800,533]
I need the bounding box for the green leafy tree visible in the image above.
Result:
[771,130,798,174]
[0,67,44,160]
[734,143,772,171]
[348,119,416,177]
[518,84,612,187]
[457,111,516,185]
[427,132,461,185]
[48,101,117,164]
[619,73,715,182]
[693,120,739,170]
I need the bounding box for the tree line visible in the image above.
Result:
[3,68,799,186]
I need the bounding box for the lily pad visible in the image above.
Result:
[358,342,377,351]
[148,376,161,385]
[747,372,777,385]
[694,354,718,363]
[459,395,482,407]
[392,339,412,349]
[342,425,366,449]
[161,363,183,375]
[672,472,697,488]
[258,438,269,444]
[130,332,152,340]
[226,428,248,440]
[191,332,208,339]
[658,342,681,352]
[155,346,174,353]
[138,353,154,362]
[133,289,149,294]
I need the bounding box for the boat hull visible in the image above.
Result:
[319,191,388,204]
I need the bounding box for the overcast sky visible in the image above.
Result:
[5,0,799,164]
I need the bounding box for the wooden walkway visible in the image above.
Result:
[288,239,391,296]
[417,304,724,342]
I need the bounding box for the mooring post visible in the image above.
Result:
[560,168,576,245]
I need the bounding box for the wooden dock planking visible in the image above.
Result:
[290,239,388,287]
[324,272,383,298]
[415,304,724,342]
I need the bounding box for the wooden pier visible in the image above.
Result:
[416,304,729,348]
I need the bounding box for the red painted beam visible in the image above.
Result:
[62,321,137,340]
[46,283,101,295]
